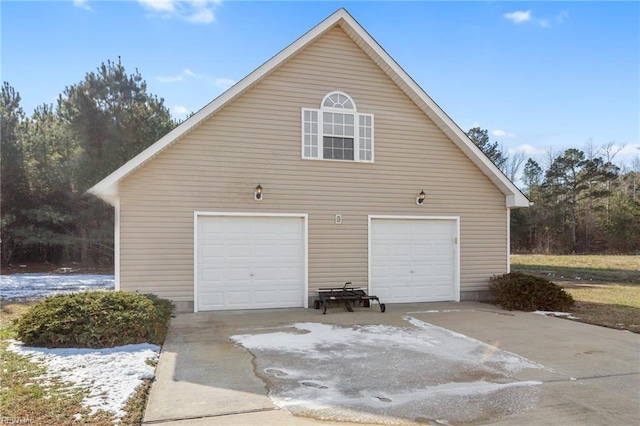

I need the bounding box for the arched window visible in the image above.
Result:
[302,91,373,162]
[322,92,355,109]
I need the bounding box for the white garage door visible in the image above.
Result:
[196,215,305,311]
[370,218,458,303]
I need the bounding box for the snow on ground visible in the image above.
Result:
[231,317,545,425]
[3,273,155,421]
[534,311,580,320]
[0,273,114,301]
[7,341,159,420]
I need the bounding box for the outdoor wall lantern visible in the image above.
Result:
[416,190,426,205]
[254,184,263,201]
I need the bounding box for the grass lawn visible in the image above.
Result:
[0,303,153,425]
[511,255,640,333]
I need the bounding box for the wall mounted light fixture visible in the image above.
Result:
[416,190,426,205]
[254,184,263,200]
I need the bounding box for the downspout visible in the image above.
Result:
[506,207,511,273]
[114,197,121,291]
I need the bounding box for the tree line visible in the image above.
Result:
[1,59,638,269]
[467,128,639,254]
[1,59,176,267]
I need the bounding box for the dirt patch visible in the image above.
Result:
[569,301,640,334]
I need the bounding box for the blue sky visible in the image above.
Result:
[3,1,639,171]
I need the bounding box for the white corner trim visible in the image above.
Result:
[193,211,199,313]
[506,208,511,273]
[193,211,309,313]
[114,198,120,291]
[368,215,461,302]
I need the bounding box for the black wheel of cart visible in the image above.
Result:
[380,303,386,313]
[322,303,327,314]
[314,300,321,310]
[363,299,370,308]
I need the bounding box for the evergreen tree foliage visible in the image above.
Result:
[466,127,508,171]
[1,59,176,267]
[1,83,30,264]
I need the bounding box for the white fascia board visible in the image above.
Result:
[88,9,351,204]
[506,193,530,208]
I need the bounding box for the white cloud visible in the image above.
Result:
[157,68,199,83]
[186,6,215,24]
[555,10,569,25]
[73,0,92,11]
[509,144,547,156]
[611,143,640,167]
[504,10,531,24]
[138,0,175,13]
[157,75,184,83]
[137,0,219,24]
[492,129,516,138]
[159,68,234,92]
[215,78,235,90]
[184,68,198,78]
[172,105,190,116]
[504,9,568,28]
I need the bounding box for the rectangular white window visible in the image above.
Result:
[358,114,373,163]
[302,109,318,159]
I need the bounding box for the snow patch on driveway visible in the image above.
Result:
[231,317,545,425]
[534,310,579,320]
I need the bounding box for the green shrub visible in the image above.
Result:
[489,272,575,312]
[15,292,174,348]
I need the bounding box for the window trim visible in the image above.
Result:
[301,91,374,163]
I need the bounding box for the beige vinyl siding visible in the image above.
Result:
[118,26,507,302]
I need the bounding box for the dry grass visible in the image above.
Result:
[511,255,640,333]
[0,303,33,340]
[564,284,640,333]
[511,254,640,284]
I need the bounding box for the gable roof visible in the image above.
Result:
[88,8,529,208]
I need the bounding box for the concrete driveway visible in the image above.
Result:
[143,302,640,425]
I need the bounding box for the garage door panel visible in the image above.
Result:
[201,242,226,258]
[254,267,277,280]
[197,216,305,311]
[227,266,251,282]
[199,290,225,310]
[280,243,303,258]
[371,218,457,304]
[200,267,224,282]
[252,289,277,303]
[227,291,253,307]
[279,266,302,280]
[393,265,412,278]
[255,243,277,257]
